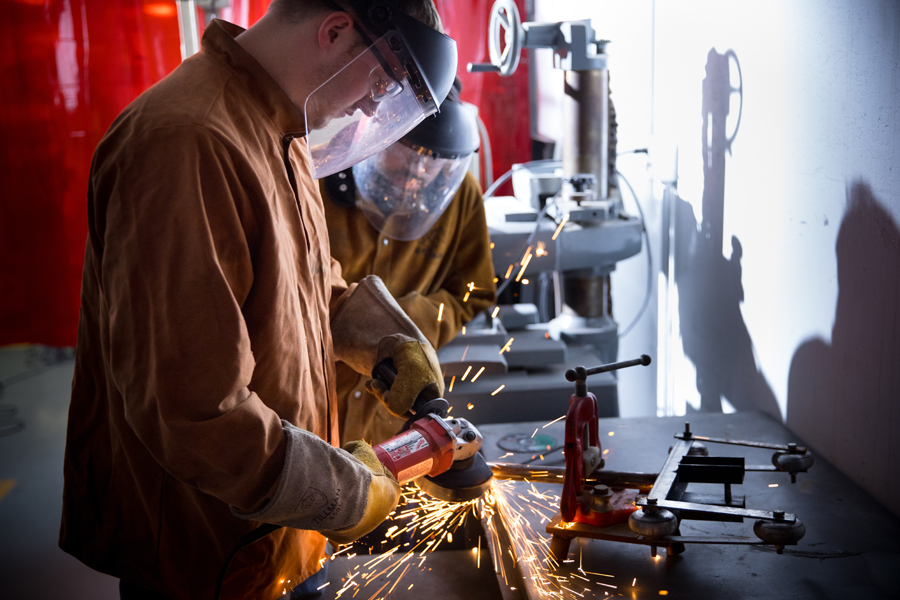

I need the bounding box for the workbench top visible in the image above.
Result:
[477,411,900,599]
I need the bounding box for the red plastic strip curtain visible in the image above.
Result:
[433,0,531,193]
[0,0,181,346]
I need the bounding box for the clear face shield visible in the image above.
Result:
[353,140,472,241]
[305,34,441,179]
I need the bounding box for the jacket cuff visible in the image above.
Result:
[330,275,429,375]
[231,420,370,532]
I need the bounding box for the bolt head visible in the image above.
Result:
[773,510,785,520]
[592,484,611,497]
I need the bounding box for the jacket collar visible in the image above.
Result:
[201,19,307,136]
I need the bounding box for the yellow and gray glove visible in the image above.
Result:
[231,421,399,544]
[332,275,444,417]
[322,440,400,544]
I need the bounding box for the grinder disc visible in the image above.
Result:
[416,453,493,503]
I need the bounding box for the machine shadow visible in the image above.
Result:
[786,181,900,459]
[673,48,780,417]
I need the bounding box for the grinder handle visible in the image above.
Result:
[372,358,446,417]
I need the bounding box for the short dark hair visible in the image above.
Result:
[270,0,443,33]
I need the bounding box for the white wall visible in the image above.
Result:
[534,0,900,516]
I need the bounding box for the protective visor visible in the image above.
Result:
[305,16,457,179]
[353,140,472,241]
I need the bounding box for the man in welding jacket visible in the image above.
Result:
[321,78,497,446]
[59,1,458,599]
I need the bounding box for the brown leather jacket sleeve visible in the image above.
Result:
[395,175,497,349]
[97,125,284,511]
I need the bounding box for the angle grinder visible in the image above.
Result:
[370,360,494,502]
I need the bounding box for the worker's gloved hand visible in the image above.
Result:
[321,440,400,544]
[365,335,444,417]
[332,275,445,418]
[230,422,398,543]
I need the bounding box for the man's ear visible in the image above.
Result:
[317,11,356,52]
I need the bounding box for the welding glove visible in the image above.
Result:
[332,275,444,417]
[231,422,399,543]
[322,440,400,545]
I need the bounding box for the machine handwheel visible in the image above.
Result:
[488,0,523,77]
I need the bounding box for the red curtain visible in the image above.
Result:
[434,0,530,193]
[0,0,527,347]
[0,0,181,346]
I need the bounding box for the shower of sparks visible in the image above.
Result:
[463,291,471,302]
[552,214,569,240]
[516,248,533,282]
[448,376,456,392]
[505,264,514,279]
[328,477,627,599]
[471,366,486,382]
[330,484,487,599]
[491,385,505,396]
[461,345,470,362]
[490,242,495,249]
[493,277,499,283]
[437,303,444,321]
[499,338,514,354]
[531,428,539,438]
[535,241,547,257]
[768,484,779,488]
[543,415,565,428]
[462,366,473,381]
[608,431,615,436]
[467,403,474,410]
[462,326,467,335]
[492,306,501,318]
[487,480,624,599]
[522,279,530,285]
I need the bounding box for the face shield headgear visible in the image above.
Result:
[305,0,458,179]
[349,92,480,241]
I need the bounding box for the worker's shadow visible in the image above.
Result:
[673,48,780,417]
[786,181,900,450]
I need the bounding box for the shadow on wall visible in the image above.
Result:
[673,48,781,418]
[787,181,900,515]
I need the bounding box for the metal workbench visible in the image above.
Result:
[477,411,900,599]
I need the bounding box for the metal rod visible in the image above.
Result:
[674,434,807,454]
[488,462,657,489]
[565,354,652,382]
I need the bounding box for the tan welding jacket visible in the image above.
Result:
[60,21,346,600]
[322,172,497,444]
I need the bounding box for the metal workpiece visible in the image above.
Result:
[753,514,807,554]
[487,462,657,490]
[628,497,679,538]
[772,447,815,482]
[478,413,900,599]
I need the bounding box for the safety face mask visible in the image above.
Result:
[353,140,471,241]
[304,5,457,179]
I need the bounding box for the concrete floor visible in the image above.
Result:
[0,345,119,599]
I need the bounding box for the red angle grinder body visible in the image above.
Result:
[373,412,493,502]
[374,414,456,483]
[370,360,494,502]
